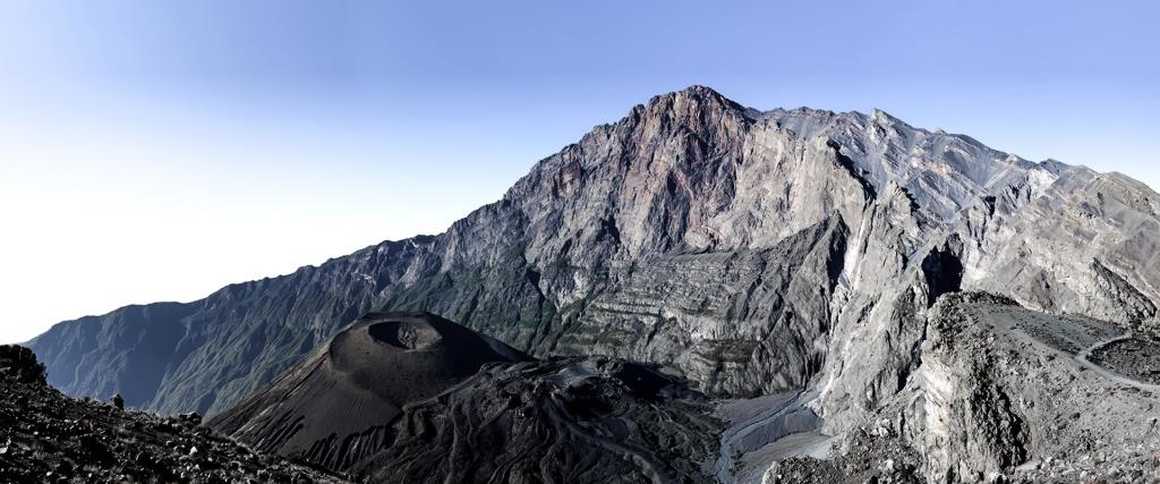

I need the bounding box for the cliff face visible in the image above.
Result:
[841,293,1160,482]
[27,86,1160,433]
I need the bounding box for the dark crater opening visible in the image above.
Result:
[367,321,442,350]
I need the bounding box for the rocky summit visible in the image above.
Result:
[22,86,1160,482]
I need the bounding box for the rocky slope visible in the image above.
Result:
[26,86,1160,460]
[355,357,719,483]
[0,345,345,483]
[903,293,1160,482]
[768,292,1160,483]
[208,313,720,483]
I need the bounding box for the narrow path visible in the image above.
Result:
[1074,333,1160,392]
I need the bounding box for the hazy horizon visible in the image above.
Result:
[3,0,1158,344]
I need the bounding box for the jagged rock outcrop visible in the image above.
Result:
[907,294,1160,481]
[0,345,346,483]
[798,293,1160,482]
[26,85,1160,451]
[208,314,720,483]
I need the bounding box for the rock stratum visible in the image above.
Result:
[24,86,1160,481]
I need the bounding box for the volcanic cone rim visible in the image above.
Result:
[366,319,443,351]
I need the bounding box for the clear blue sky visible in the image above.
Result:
[1,0,1157,343]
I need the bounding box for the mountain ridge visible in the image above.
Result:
[19,86,1074,322]
[27,86,1160,432]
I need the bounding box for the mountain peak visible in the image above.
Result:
[675,84,726,98]
[870,107,904,125]
[642,84,749,117]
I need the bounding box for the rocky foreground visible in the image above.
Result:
[0,345,346,483]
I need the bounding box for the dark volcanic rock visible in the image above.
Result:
[0,345,345,483]
[209,314,720,483]
[207,312,528,470]
[0,345,45,384]
[356,357,720,483]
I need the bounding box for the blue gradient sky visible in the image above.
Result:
[1,0,1158,343]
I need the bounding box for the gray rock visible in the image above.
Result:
[765,293,1160,482]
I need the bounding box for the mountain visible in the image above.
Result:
[25,86,1160,480]
[0,345,345,483]
[206,312,719,482]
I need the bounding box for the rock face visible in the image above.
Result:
[0,345,346,483]
[788,293,1160,482]
[208,314,720,483]
[26,85,1160,447]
